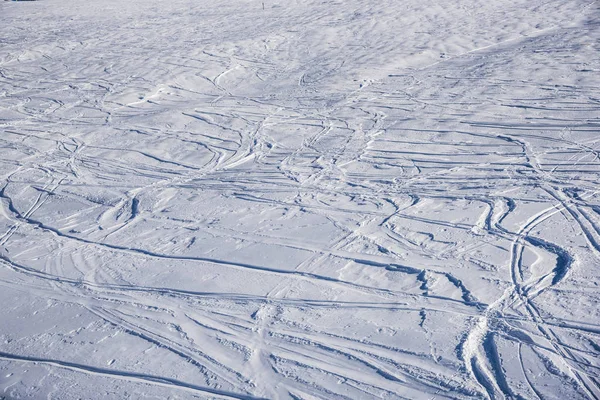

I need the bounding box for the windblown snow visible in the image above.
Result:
[1,0,599,398]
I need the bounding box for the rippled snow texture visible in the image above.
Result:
[1,0,599,398]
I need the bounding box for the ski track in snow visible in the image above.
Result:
[0,0,599,398]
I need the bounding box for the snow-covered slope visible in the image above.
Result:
[1,0,599,398]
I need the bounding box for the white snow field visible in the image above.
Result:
[1,0,599,398]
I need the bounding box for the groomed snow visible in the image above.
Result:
[1,0,599,398]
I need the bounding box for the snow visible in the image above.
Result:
[0,0,599,398]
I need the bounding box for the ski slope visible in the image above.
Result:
[1,0,599,398]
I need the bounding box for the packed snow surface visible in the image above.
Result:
[1,0,599,398]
